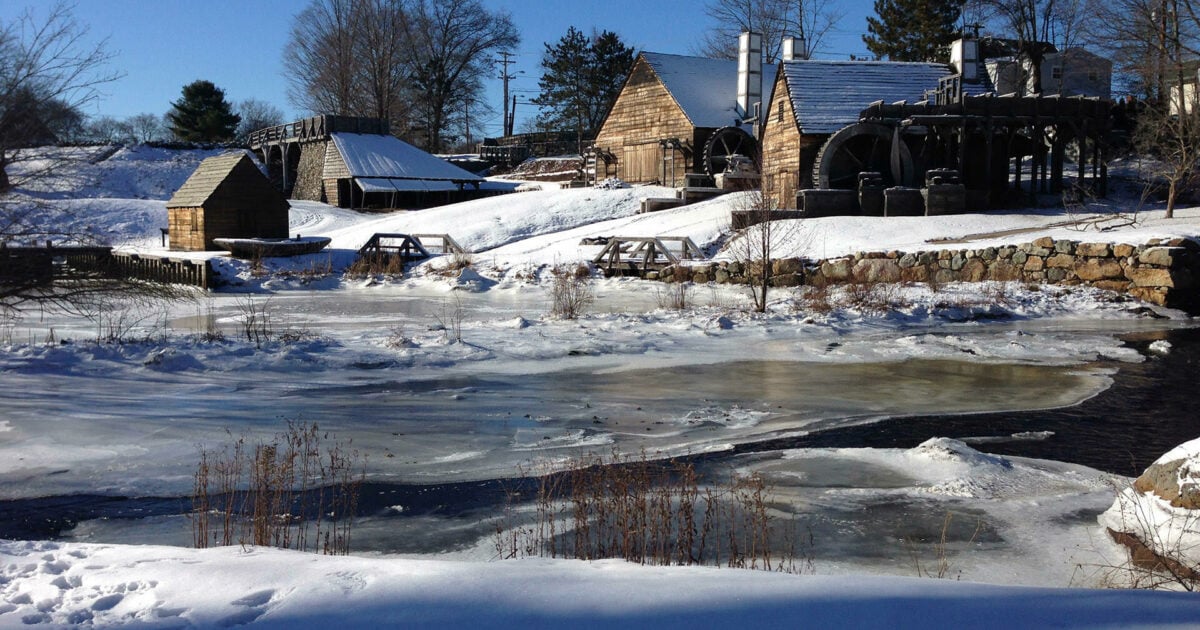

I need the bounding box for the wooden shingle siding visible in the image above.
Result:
[322,140,350,179]
[761,73,803,209]
[593,57,697,185]
[323,179,341,207]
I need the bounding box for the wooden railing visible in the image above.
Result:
[1,244,212,289]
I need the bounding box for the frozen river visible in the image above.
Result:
[0,284,1193,585]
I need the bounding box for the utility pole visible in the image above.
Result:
[464,97,472,148]
[496,51,515,137]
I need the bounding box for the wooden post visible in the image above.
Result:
[1078,119,1088,189]
[983,122,994,210]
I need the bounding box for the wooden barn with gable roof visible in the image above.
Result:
[166,152,290,251]
[592,34,774,187]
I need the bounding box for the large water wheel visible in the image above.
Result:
[703,126,758,176]
[813,122,914,190]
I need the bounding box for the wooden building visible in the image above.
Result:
[166,152,289,251]
[249,116,494,210]
[319,133,486,209]
[761,52,1112,213]
[592,47,773,187]
[760,60,956,208]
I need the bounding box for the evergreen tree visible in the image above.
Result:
[863,0,963,62]
[533,27,635,144]
[167,80,240,142]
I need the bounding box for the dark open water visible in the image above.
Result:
[739,328,1200,476]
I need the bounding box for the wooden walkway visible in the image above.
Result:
[592,236,705,276]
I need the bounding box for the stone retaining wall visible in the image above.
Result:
[652,236,1200,311]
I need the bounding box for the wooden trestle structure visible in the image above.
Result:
[853,94,1111,208]
[593,236,706,276]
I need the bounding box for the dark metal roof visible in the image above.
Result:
[778,60,954,134]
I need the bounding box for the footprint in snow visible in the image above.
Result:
[219,589,276,627]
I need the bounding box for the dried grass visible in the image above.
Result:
[190,420,363,555]
[494,451,808,573]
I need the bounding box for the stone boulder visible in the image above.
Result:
[1100,437,1200,582]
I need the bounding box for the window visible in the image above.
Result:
[1051,66,1063,80]
[777,101,784,123]
[1088,70,1099,82]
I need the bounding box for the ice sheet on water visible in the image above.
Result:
[674,404,772,429]
[511,428,614,451]
[737,439,1121,585]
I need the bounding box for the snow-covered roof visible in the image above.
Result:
[642,52,777,129]
[329,133,483,183]
[166,151,275,208]
[779,60,953,134]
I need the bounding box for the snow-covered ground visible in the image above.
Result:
[5,537,1200,629]
[3,146,1200,627]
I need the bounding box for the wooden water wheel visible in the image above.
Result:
[703,126,759,176]
[813,122,914,190]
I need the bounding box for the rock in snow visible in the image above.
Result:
[1101,437,1200,583]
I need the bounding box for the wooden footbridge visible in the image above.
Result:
[592,236,705,276]
[356,233,468,263]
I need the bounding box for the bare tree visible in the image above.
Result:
[82,115,128,143]
[721,189,805,312]
[284,0,358,117]
[1086,0,1200,217]
[284,0,412,129]
[976,0,1062,94]
[235,99,285,143]
[1136,99,1200,218]
[1136,0,1200,217]
[283,0,514,151]
[0,5,192,314]
[696,0,844,62]
[1087,0,1200,102]
[355,0,413,125]
[125,112,167,143]
[0,2,119,192]
[402,0,519,151]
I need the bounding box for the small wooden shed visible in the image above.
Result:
[166,152,290,251]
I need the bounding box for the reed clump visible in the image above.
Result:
[191,420,363,555]
[495,451,807,573]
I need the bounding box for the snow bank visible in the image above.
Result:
[3,540,1200,629]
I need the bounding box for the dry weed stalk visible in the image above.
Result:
[656,281,694,310]
[905,511,982,580]
[549,263,594,319]
[1093,481,1200,591]
[344,254,407,278]
[494,451,805,572]
[190,420,363,555]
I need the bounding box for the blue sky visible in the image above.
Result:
[1,0,875,138]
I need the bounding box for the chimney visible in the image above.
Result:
[950,38,979,82]
[737,31,763,120]
[782,36,808,62]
